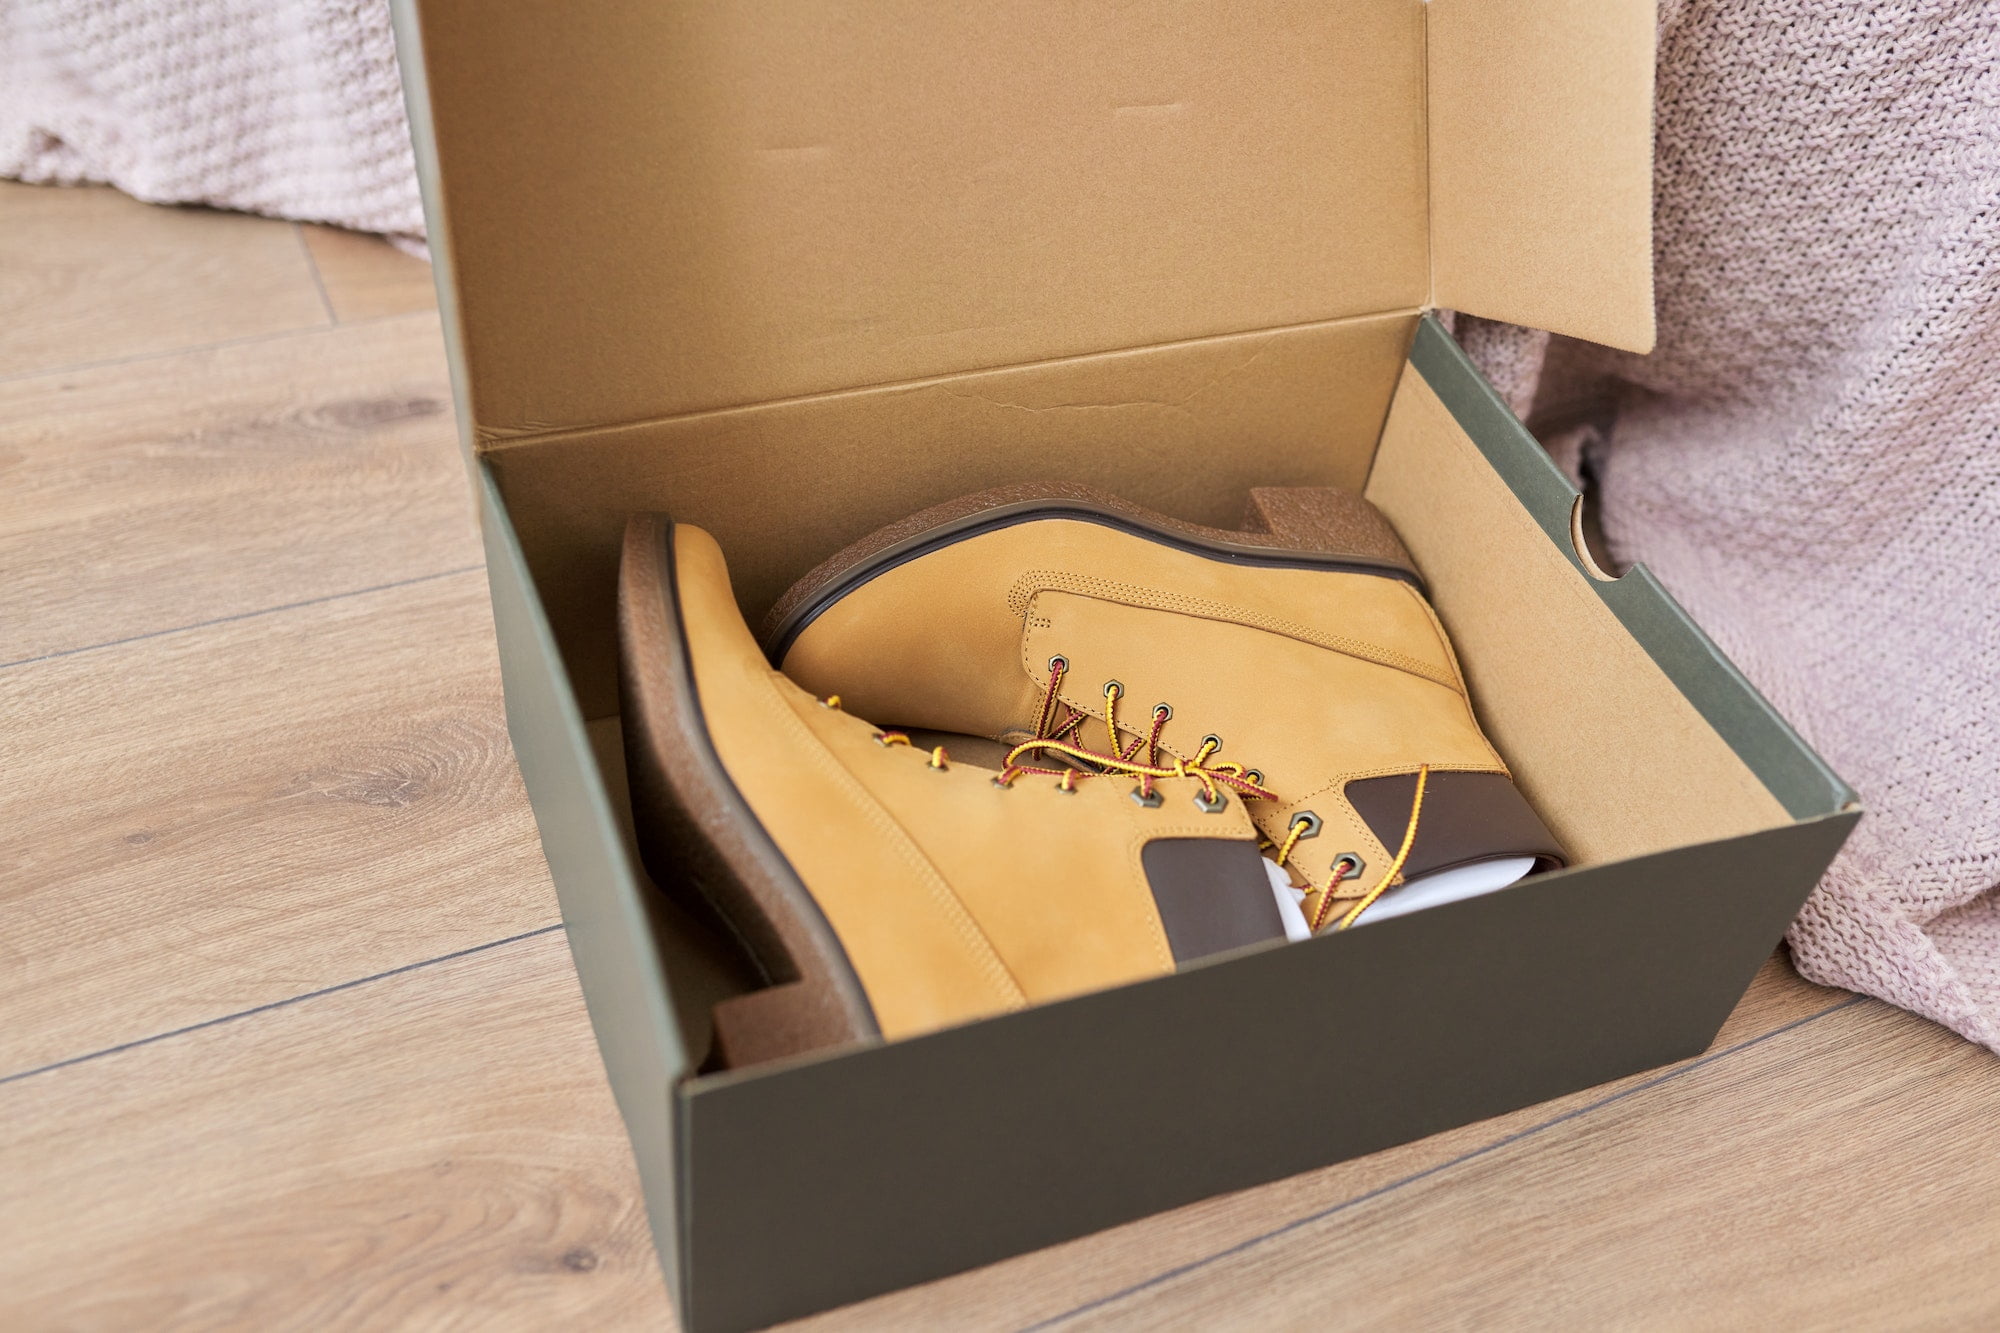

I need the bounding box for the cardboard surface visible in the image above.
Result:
[1429,0,1657,352]
[489,311,1417,718]
[1402,319,1852,819]
[1367,357,1791,863]
[398,0,1656,447]
[406,0,1429,438]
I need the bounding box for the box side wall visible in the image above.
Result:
[403,0,1427,437]
[1377,317,1854,826]
[475,469,691,1305]
[1366,350,1786,866]
[488,312,1416,718]
[680,811,1854,1333]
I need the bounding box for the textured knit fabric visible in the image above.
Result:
[1465,0,2000,1051]
[6,2,1996,1047]
[0,0,421,240]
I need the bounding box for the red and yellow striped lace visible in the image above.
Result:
[992,657,1277,807]
[863,658,1427,934]
[1281,764,1427,933]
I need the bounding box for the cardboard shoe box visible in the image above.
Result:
[391,2,1859,1328]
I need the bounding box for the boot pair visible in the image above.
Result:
[620,485,1563,1067]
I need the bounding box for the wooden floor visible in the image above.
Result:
[3,181,1995,1332]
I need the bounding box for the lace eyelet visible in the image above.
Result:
[1245,769,1265,786]
[1201,733,1223,752]
[1130,787,1164,808]
[1289,810,1323,840]
[1153,702,1173,721]
[1047,654,1069,672]
[1330,852,1364,882]
[1194,790,1229,814]
[1103,679,1124,697]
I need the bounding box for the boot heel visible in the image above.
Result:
[621,514,880,1068]
[1239,487,1414,571]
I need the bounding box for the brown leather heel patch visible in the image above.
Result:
[711,981,868,1069]
[1240,487,1415,573]
[1140,838,1287,965]
[1344,771,1567,878]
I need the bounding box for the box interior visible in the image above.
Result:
[460,310,1855,1327]
[494,319,1812,1072]
[391,0,1775,1061]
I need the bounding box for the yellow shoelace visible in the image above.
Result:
[1273,764,1427,933]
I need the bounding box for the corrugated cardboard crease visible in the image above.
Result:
[474,308,1421,451]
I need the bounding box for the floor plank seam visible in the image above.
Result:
[1020,993,1870,1331]
[0,922,566,1089]
[0,563,486,671]
[0,307,438,387]
[294,223,339,326]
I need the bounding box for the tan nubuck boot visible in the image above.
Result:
[763,484,1566,934]
[620,515,1293,1068]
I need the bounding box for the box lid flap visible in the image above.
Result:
[394,0,1654,444]
[1427,0,1657,353]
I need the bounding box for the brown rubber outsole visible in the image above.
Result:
[761,483,1423,662]
[619,514,880,1069]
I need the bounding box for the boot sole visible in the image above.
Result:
[761,483,1425,662]
[620,514,881,1068]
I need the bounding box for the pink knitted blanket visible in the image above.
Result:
[7,1,1994,1049]
[1460,0,2000,1049]
[0,0,421,240]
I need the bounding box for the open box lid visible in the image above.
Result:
[395,0,1654,445]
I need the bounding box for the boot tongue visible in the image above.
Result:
[1263,857,1315,942]
[892,728,1014,772]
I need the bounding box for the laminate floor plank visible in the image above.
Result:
[299,224,438,323]
[0,929,674,1332]
[7,181,1965,1333]
[0,182,329,379]
[1051,998,2000,1330]
[0,571,556,1077]
[787,954,1850,1331]
[0,312,474,665]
